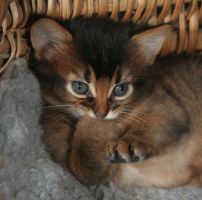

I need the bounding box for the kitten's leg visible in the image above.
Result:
[114,136,194,188]
[106,134,152,163]
[69,117,122,185]
[106,114,189,163]
[43,113,121,185]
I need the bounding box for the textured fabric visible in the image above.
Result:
[0,59,201,200]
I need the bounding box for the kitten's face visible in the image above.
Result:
[30,17,171,121]
[64,64,135,120]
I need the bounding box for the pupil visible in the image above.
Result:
[72,81,88,95]
[113,82,128,97]
[119,85,123,91]
[78,83,82,90]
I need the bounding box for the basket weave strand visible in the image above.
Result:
[0,0,202,73]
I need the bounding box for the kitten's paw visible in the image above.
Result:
[105,140,149,163]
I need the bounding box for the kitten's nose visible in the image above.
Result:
[95,112,106,118]
[93,100,109,118]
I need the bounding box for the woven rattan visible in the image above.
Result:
[0,0,202,73]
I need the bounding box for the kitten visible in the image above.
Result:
[30,17,202,188]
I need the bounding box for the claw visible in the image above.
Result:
[106,140,149,163]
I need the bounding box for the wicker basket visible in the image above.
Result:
[0,0,202,73]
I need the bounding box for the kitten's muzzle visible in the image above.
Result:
[93,103,110,118]
[95,111,106,118]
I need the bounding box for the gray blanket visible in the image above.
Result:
[0,59,201,200]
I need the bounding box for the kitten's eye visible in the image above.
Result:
[72,81,88,95]
[113,82,129,97]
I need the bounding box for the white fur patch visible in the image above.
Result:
[88,111,96,118]
[105,111,119,120]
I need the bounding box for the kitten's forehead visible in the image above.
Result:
[89,61,120,80]
[83,64,132,84]
[67,64,132,88]
[68,18,130,79]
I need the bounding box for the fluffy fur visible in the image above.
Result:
[30,16,202,188]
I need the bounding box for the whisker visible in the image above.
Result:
[43,103,80,114]
[42,110,68,121]
[117,107,148,124]
[43,104,73,109]
[120,113,147,125]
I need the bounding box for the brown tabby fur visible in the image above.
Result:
[30,17,202,188]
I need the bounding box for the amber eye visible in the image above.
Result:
[113,82,129,97]
[72,81,89,95]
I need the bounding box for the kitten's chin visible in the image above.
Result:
[72,109,118,120]
[86,110,119,120]
[87,111,119,120]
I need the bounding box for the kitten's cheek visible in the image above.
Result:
[105,111,119,120]
[72,109,85,118]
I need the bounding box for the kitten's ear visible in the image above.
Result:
[131,25,172,65]
[31,18,72,60]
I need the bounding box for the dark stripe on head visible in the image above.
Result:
[115,67,122,84]
[68,17,131,80]
[84,68,91,83]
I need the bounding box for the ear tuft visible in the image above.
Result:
[132,25,172,65]
[31,18,72,58]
